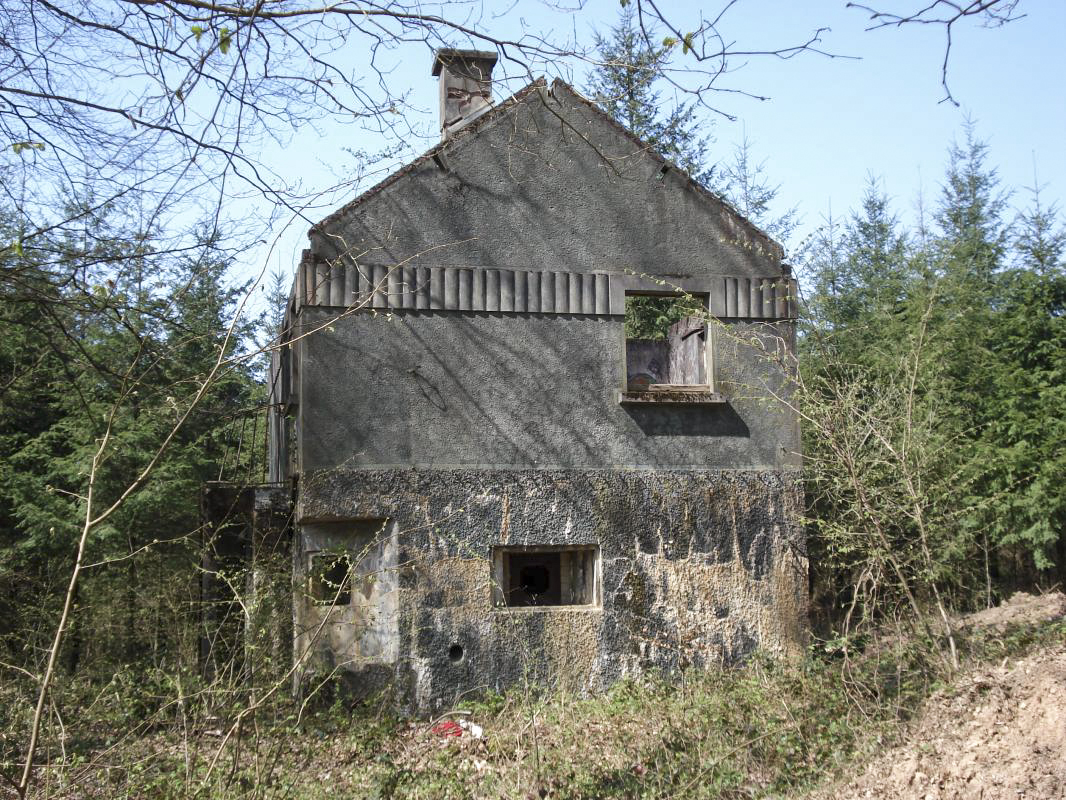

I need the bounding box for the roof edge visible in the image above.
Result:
[548,79,785,265]
[312,76,785,270]
[312,78,548,234]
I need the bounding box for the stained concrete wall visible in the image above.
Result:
[295,520,400,674]
[296,468,807,713]
[287,307,804,711]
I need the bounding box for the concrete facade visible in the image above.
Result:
[270,53,806,713]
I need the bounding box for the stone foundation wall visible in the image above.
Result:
[295,467,806,714]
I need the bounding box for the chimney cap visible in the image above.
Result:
[432,48,498,77]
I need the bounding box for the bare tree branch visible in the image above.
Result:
[847,0,1025,105]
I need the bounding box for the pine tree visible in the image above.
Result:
[0,200,261,670]
[920,125,1064,588]
[846,178,908,315]
[718,134,798,245]
[936,121,1009,292]
[264,267,293,345]
[1015,181,1066,275]
[586,7,714,188]
[806,180,913,383]
[799,207,847,334]
[970,181,1066,578]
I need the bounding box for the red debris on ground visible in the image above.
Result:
[431,720,463,737]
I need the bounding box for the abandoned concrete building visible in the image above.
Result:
[242,49,807,712]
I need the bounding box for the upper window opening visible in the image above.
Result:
[624,294,709,392]
[624,294,704,340]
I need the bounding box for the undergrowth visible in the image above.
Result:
[5,615,1063,799]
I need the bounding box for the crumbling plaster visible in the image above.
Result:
[296,468,806,712]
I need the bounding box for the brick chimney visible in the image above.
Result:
[432,49,497,138]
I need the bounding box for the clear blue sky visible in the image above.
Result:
[708,0,1066,251]
[256,0,1066,280]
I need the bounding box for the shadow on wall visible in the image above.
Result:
[404,312,614,465]
[303,308,767,470]
[623,404,750,437]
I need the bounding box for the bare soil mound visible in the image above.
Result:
[959,590,1066,633]
[812,592,1066,800]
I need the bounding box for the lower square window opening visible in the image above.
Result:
[493,546,599,608]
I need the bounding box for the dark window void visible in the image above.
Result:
[304,519,390,608]
[494,546,599,608]
[624,295,709,391]
[309,552,353,606]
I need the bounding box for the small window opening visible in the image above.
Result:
[624,294,710,392]
[309,552,352,606]
[493,546,599,608]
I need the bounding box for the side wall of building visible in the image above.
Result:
[283,83,805,712]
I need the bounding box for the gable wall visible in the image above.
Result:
[290,84,799,476]
[310,84,783,277]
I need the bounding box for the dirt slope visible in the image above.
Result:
[812,592,1066,800]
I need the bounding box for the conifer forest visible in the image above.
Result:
[0,1,1063,797]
